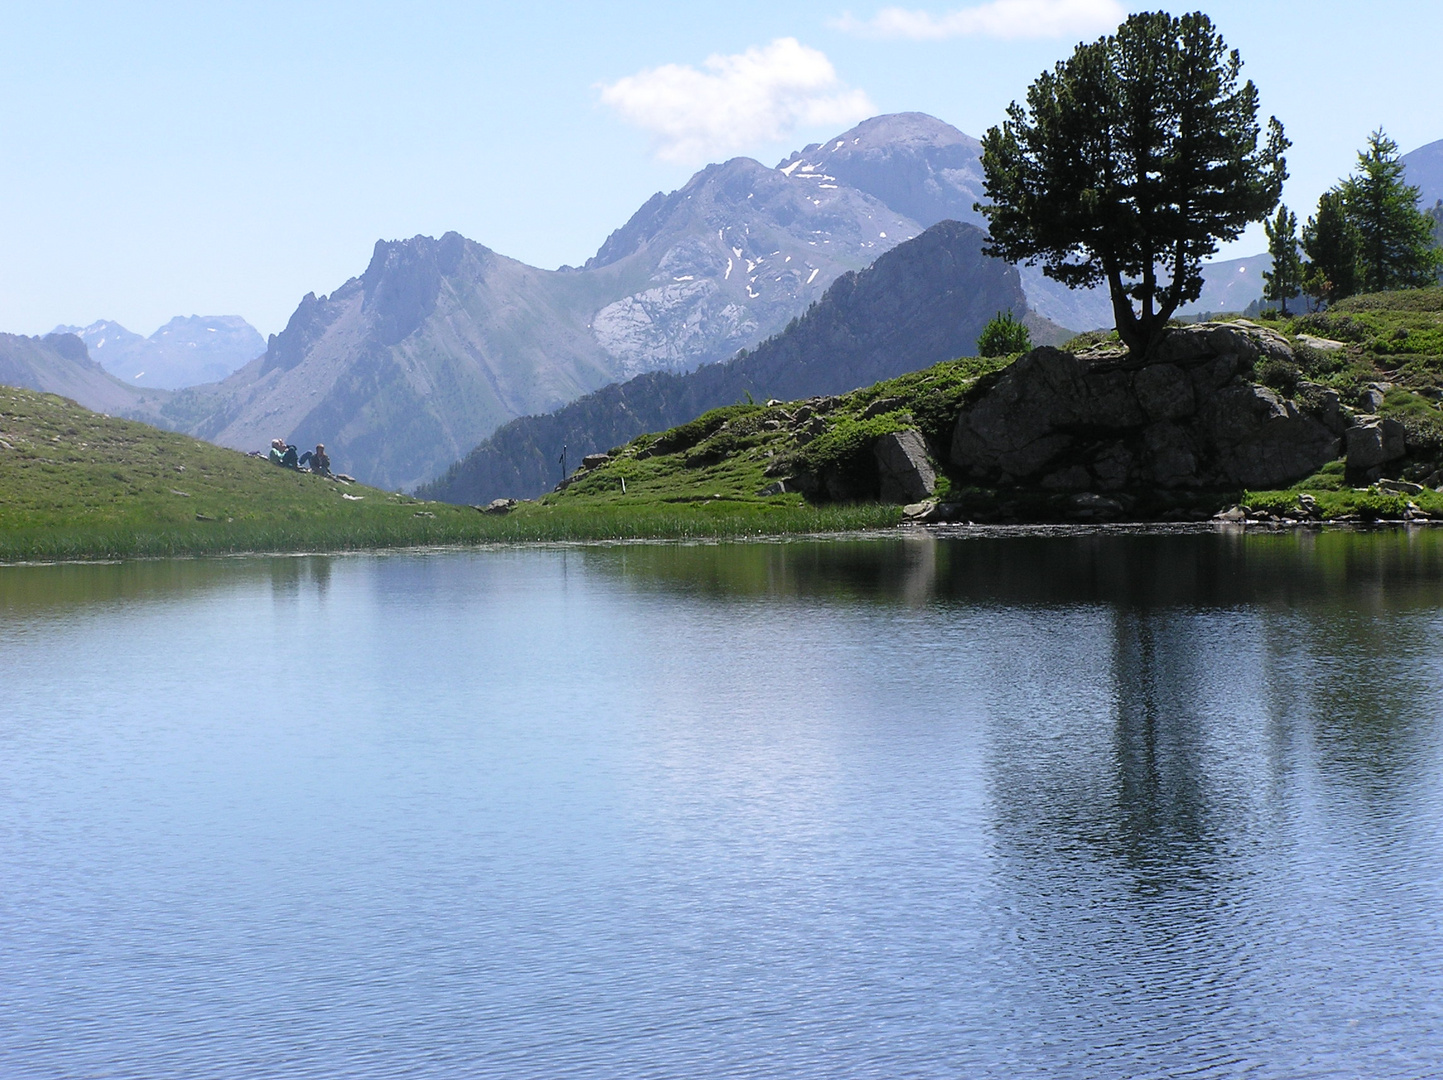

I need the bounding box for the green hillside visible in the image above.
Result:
[0,386,896,561]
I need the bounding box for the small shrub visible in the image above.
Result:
[1293,311,1367,342]
[977,311,1032,357]
[1400,412,1443,456]
[1292,343,1349,377]
[1352,490,1409,520]
[650,405,762,456]
[1255,357,1302,395]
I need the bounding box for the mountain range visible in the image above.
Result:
[0,333,168,415]
[15,115,1443,496]
[51,316,264,390]
[420,220,1029,504]
[154,112,1282,491]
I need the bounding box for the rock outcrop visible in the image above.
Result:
[874,429,936,503]
[949,323,1341,491]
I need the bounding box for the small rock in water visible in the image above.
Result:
[1214,505,1248,522]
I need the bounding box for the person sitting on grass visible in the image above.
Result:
[299,443,331,476]
[267,438,287,466]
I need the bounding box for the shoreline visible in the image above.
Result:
[5,516,1442,567]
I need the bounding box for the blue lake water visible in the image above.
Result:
[1,530,1441,1078]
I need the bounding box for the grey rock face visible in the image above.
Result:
[950,323,1341,491]
[874,429,937,503]
[1345,417,1407,472]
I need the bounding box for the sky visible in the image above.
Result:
[3,0,1443,338]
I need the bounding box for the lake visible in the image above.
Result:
[2,529,1441,1078]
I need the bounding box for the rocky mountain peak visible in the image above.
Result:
[361,231,483,346]
[775,112,986,229]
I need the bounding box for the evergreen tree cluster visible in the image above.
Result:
[1269,131,1443,311]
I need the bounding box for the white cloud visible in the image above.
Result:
[832,0,1124,40]
[597,38,875,165]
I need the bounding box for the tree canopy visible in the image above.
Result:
[977,11,1287,358]
[1301,131,1440,308]
[1344,130,1441,293]
[1301,190,1359,308]
[1262,205,1302,315]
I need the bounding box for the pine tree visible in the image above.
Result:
[1301,190,1360,307]
[1343,130,1442,292]
[977,12,1287,359]
[1262,204,1302,315]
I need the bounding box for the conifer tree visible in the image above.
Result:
[1343,130,1441,292]
[977,11,1287,358]
[1262,204,1302,315]
[1301,190,1360,307]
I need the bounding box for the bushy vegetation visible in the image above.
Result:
[976,311,1032,357]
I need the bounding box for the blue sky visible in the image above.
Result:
[3,1,1441,337]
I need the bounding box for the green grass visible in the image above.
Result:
[0,386,900,561]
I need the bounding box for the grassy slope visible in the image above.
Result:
[0,386,897,561]
[539,356,1007,516]
[1241,289,1443,517]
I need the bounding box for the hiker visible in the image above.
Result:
[299,443,331,476]
[267,438,286,466]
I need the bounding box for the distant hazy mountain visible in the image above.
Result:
[50,316,264,389]
[1404,139,1443,210]
[0,332,169,415]
[420,221,1026,504]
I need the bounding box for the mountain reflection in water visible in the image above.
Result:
[1,530,1440,1078]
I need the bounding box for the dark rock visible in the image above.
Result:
[1067,492,1124,518]
[581,453,611,470]
[1132,363,1194,421]
[950,326,1340,491]
[756,479,790,496]
[873,429,937,503]
[1298,382,1349,435]
[479,498,517,514]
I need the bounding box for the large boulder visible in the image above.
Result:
[950,322,1341,491]
[1345,416,1407,473]
[874,429,937,503]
